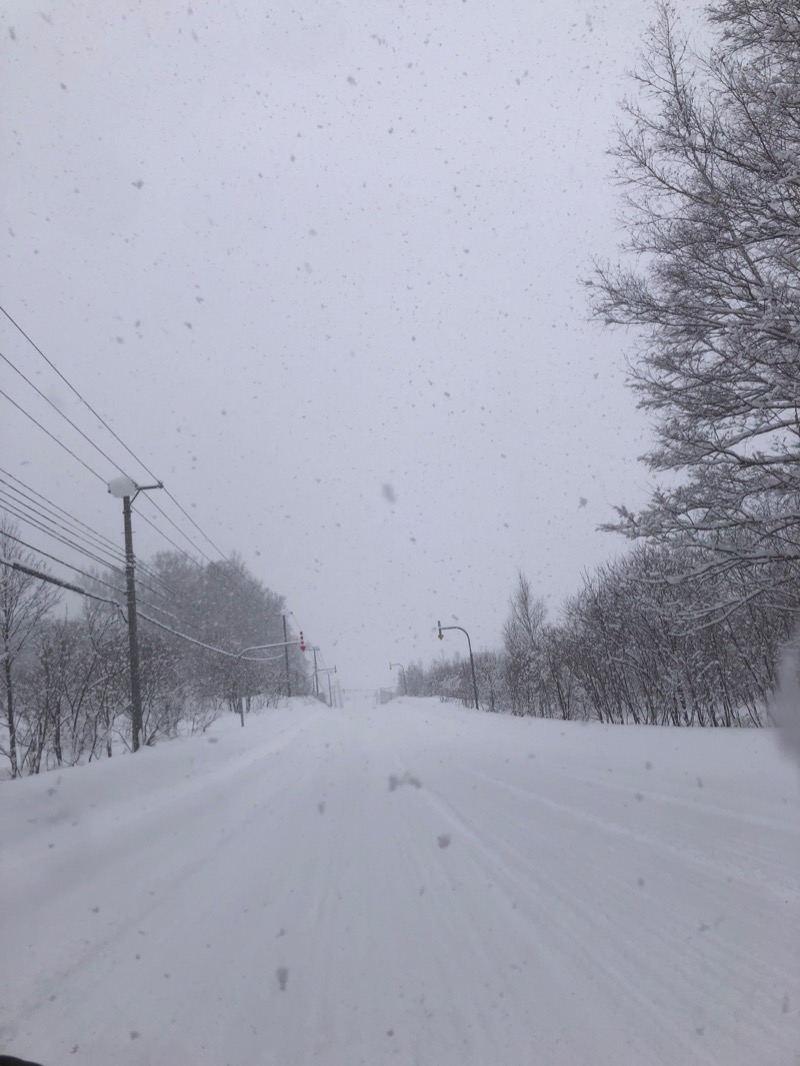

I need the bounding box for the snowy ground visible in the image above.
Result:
[1,697,798,1066]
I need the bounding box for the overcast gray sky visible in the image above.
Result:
[2,0,694,690]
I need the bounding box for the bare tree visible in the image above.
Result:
[502,572,547,716]
[0,521,59,777]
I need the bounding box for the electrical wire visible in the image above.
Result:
[0,499,125,572]
[0,500,173,608]
[0,484,125,568]
[0,467,124,560]
[1,347,212,564]
[0,305,150,473]
[0,348,128,478]
[137,611,289,663]
[0,497,171,609]
[0,556,285,665]
[0,385,105,483]
[0,467,175,600]
[162,489,228,560]
[0,529,182,625]
[0,492,121,570]
[0,339,259,634]
[1,303,228,560]
[0,363,215,564]
[0,310,271,624]
[133,507,202,567]
[1,352,211,560]
[1,528,122,591]
[0,555,126,616]
[140,495,214,564]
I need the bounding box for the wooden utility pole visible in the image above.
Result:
[108,475,163,752]
[122,493,144,751]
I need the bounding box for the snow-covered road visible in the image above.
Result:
[2,698,798,1065]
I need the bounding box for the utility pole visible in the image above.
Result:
[327,666,336,706]
[108,475,163,752]
[311,646,319,697]
[282,614,292,698]
[122,493,143,750]
[315,665,337,706]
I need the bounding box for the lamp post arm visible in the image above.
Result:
[389,662,408,696]
[436,621,480,711]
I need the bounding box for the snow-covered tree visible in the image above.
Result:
[502,573,547,716]
[591,0,800,599]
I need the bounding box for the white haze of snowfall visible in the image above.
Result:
[0,0,662,689]
[1,698,798,1066]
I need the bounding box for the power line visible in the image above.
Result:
[0,493,173,605]
[0,303,228,560]
[128,557,175,601]
[0,529,181,625]
[0,304,153,478]
[0,498,176,611]
[0,466,123,559]
[0,482,239,631]
[0,499,125,573]
[0,469,200,581]
[139,608,289,662]
[143,496,214,564]
[0,473,221,627]
[133,506,202,567]
[0,481,125,568]
[138,610,289,662]
[0,556,281,665]
[0,348,127,479]
[1,311,266,638]
[162,489,228,560]
[0,555,126,616]
[0,467,174,601]
[1,529,122,592]
[0,489,123,568]
[0,386,105,483]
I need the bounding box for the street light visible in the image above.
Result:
[437,620,479,710]
[108,475,163,752]
[389,662,407,696]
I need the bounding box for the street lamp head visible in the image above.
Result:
[107,475,138,499]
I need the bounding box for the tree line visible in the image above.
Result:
[0,521,309,778]
[407,556,794,725]
[407,0,800,724]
